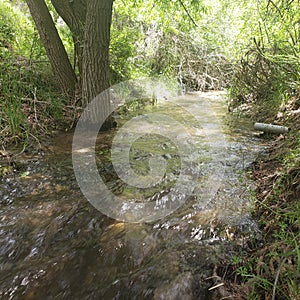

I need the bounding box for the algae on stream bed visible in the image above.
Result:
[0,92,265,299]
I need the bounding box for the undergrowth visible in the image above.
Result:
[0,1,70,149]
[0,58,69,147]
[246,134,300,299]
[227,119,300,299]
[227,1,300,292]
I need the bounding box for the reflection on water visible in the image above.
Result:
[0,92,264,299]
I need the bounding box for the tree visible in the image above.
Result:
[25,0,77,99]
[50,0,86,79]
[26,0,114,128]
[81,0,114,125]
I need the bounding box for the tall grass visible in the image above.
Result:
[0,1,67,147]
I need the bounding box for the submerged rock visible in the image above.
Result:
[154,272,194,300]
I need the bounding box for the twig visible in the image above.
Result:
[208,282,224,291]
[33,87,39,123]
[21,97,48,104]
[32,87,47,133]
[267,0,283,18]
[29,132,42,149]
[272,257,287,300]
[205,275,221,280]
[178,0,198,27]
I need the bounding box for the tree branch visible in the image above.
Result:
[178,0,198,27]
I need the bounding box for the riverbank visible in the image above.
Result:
[226,97,300,299]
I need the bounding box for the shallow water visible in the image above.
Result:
[0,92,264,299]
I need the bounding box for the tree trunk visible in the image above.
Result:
[50,0,86,77]
[81,0,114,128]
[25,0,77,99]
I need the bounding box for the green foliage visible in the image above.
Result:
[229,0,300,121]
[0,56,65,144]
[0,0,42,58]
[110,0,247,89]
[2,0,297,143]
[110,8,141,83]
[238,134,300,299]
[1,0,299,297]
[0,1,17,56]
[0,1,67,146]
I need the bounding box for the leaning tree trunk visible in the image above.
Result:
[50,0,86,77]
[81,0,114,129]
[26,0,77,99]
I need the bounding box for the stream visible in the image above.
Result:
[0,91,265,299]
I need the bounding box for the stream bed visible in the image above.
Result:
[0,92,265,299]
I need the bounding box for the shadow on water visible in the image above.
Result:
[0,92,265,299]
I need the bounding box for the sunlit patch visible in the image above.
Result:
[75,147,93,154]
[73,78,226,223]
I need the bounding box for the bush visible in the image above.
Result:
[0,1,66,146]
[228,0,300,121]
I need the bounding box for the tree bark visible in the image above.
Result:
[81,0,114,128]
[25,0,77,99]
[26,0,115,129]
[50,0,86,76]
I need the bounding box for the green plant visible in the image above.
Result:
[229,0,300,121]
[242,145,300,299]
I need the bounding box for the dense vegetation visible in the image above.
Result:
[0,0,299,298]
[0,0,252,146]
[228,2,300,298]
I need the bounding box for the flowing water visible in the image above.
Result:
[0,92,265,299]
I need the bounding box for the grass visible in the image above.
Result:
[224,69,300,298]
[234,132,300,299]
[0,0,73,149]
[0,57,69,148]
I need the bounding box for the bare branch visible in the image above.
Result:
[178,0,198,27]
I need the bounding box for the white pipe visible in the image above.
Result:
[254,122,289,134]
